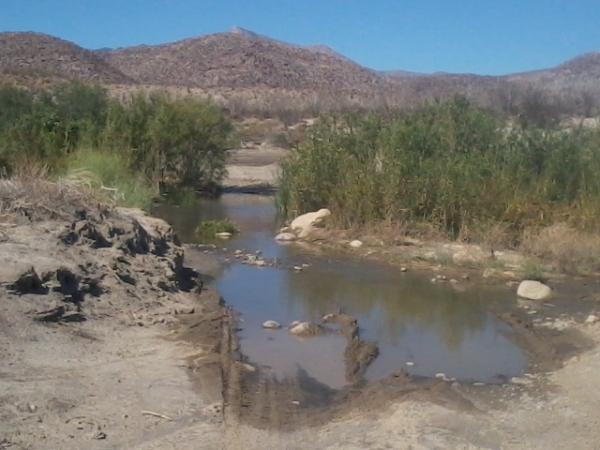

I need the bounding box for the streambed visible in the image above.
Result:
[153,193,527,389]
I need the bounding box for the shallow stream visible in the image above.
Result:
[153,193,527,389]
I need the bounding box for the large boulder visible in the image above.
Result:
[290,209,331,239]
[517,280,552,300]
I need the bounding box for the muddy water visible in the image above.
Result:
[153,193,527,389]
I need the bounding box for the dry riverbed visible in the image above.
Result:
[1,179,600,449]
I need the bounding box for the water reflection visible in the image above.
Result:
[153,193,527,387]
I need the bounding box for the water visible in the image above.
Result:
[153,193,527,389]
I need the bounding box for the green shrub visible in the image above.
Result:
[195,219,239,241]
[278,97,600,242]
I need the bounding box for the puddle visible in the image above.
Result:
[153,193,527,389]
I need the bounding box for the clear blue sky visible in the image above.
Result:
[2,0,599,75]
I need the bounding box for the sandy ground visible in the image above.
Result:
[222,146,289,191]
[1,179,600,449]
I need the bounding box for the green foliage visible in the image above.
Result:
[194,219,239,241]
[279,97,600,240]
[102,93,232,189]
[0,83,232,197]
[62,149,156,208]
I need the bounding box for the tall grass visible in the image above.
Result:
[62,150,156,209]
[279,97,600,243]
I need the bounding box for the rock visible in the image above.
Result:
[275,232,296,242]
[349,240,363,248]
[405,361,415,366]
[289,321,322,337]
[215,232,232,239]
[293,266,303,271]
[290,209,331,239]
[289,320,301,328]
[400,267,408,272]
[517,280,552,300]
[10,267,46,294]
[262,320,281,329]
[584,314,599,324]
[234,249,243,255]
[255,260,266,267]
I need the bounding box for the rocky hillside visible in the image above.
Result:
[101,30,386,95]
[0,32,132,84]
[1,29,599,114]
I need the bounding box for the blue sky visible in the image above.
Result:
[2,0,599,75]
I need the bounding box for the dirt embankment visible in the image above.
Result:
[0,179,227,449]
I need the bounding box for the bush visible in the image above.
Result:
[195,219,238,241]
[0,83,233,206]
[278,97,600,242]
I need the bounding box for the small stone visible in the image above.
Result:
[301,263,310,268]
[255,260,266,267]
[450,278,458,284]
[240,363,256,372]
[517,280,552,300]
[291,400,300,406]
[215,232,232,239]
[400,267,408,272]
[435,372,447,380]
[405,361,415,366]
[27,403,37,413]
[293,266,303,271]
[462,275,470,280]
[349,240,363,248]
[93,432,107,440]
[234,249,243,255]
[262,320,281,329]
[585,314,599,324]
[275,232,296,242]
[473,382,485,387]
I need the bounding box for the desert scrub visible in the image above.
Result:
[62,149,156,209]
[279,97,600,244]
[195,219,239,241]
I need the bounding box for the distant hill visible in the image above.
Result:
[0,32,132,84]
[0,29,599,116]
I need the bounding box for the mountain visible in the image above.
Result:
[100,30,386,95]
[0,32,132,84]
[0,29,599,115]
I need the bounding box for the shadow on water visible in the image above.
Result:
[153,192,527,389]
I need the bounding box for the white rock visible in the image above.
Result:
[584,314,599,324]
[262,320,281,329]
[215,232,232,239]
[400,267,408,272]
[289,321,320,337]
[255,260,266,267]
[275,232,296,242]
[349,240,363,248]
[517,280,552,300]
[405,361,415,367]
[289,320,301,328]
[290,209,331,239]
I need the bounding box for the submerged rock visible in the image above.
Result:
[262,320,281,329]
[517,280,552,300]
[215,232,232,239]
[289,321,322,337]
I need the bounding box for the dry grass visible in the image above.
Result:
[0,173,101,222]
[521,223,600,274]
